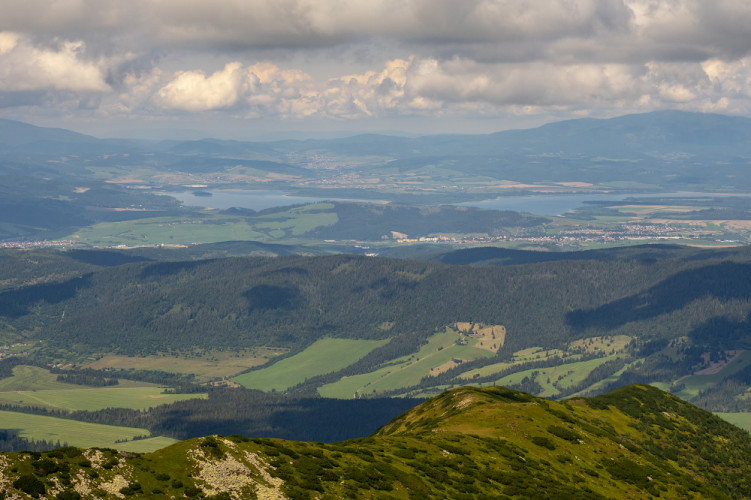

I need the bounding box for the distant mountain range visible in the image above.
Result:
[5,110,751,157]
[3,110,751,200]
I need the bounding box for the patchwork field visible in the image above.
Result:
[0,387,205,412]
[65,203,338,246]
[0,410,176,452]
[459,336,632,383]
[491,356,620,398]
[233,338,388,392]
[0,365,161,392]
[85,348,285,382]
[666,349,751,400]
[318,327,498,398]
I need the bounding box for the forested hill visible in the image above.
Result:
[2,384,751,499]
[2,245,751,360]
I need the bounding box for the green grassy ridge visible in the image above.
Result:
[2,384,751,499]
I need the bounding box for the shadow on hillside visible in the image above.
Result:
[139,260,208,278]
[687,314,751,348]
[66,249,152,267]
[0,274,92,318]
[567,262,751,330]
[436,244,688,267]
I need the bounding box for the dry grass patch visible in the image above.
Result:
[612,205,702,215]
[569,335,632,355]
[85,349,285,381]
[430,360,462,376]
[452,322,505,352]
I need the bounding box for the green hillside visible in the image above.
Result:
[4,245,751,417]
[1,384,750,499]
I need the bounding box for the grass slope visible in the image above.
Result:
[318,328,495,398]
[1,384,751,499]
[0,387,205,412]
[233,338,387,392]
[0,410,175,452]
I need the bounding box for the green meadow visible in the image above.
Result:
[715,412,751,432]
[65,203,338,246]
[318,328,496,398]
[0,365,205,411]
[0,387,205,411]
[0,410,177,452]
[669,350,751,400]
[491,356,619,398]
[0,365,94,392]
[233,338,387,392]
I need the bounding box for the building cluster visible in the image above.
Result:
[0,240,78,249]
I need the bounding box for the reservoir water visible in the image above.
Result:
[167,189,733,217]
[165,190,351,211]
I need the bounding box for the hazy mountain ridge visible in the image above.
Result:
[1,384,750,499]
[3,110,751,244]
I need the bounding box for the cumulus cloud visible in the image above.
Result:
[0,33,110,92]
[156,62,245,111]
[4,1,751,127]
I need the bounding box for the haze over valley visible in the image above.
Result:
[5,1,751,498]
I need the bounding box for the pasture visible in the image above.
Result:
[0,410,176,452]
[65,203,338,246]
[85,348,285,381]
[233,338,387,392]
[0,365,205,411]
[493,356,619,398]
[671,350,751,401]
[318,328,496,398]
[0,387,205,411]
[0,365,154,392]
[715,412,751,432]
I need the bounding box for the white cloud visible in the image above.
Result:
[156,62,245,111]
[6,1,751,128]
[0,32,19,55]
[0,35,110,92]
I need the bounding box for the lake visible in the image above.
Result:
[458,192,736,216]
[166,189,735,216]
[165,190,353,211]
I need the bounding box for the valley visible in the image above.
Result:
[2,112,751,497]
[2,243,751,455]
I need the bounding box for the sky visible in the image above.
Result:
[2,0,751,139]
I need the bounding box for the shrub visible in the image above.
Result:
[55,491,82,500]
[530,436,556,450]
[12,475,46,498]
[547,425,582,442]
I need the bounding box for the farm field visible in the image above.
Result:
[0,410,176,452]
[0,386,205,411]
[492,356,619,398]
[0,365,156,392]
[233,338,388,392]
[715,412,751,432]
[318,327,497,398]
[670,350,751,400]
[84,348,286,382]
[458,335,632,382]
[64,203,338,247]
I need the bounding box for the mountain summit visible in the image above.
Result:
[1,384,750,498]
